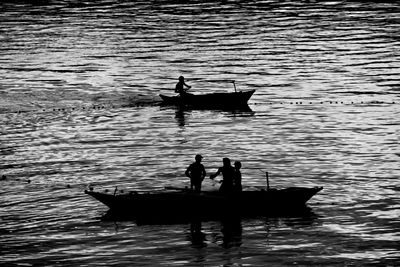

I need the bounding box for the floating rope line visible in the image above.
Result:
[3,100,398,115]
[7,101,160,115]
[11,104,116,114]
[254,100,397,105]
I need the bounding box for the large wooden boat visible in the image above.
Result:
[159,89,255,109]
[85,186,323,221]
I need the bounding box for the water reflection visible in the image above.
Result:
[189,220,207,248]
[174,108,187,127]
[194,214,319,250]
[188,217,244,249]
[105,210,318,249]
[219,217,243,248]
[166,105,255,127]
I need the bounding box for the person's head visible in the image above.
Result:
[195,154,203,162]
[222,157,231,167]
[234,161,241,170]
[179,76,185,82]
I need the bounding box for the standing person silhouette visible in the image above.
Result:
[210,158,235,194]
[175,76,191,96]
[185,154,206,192]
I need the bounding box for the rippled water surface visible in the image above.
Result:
[1,0,399,266]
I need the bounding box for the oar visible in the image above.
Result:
[232,80,237,93]
[259,170,270,191]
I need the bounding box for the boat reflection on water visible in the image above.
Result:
[218,217,243,249]
[174,108,187,128]
[188,220,208,248]
[101,207,318,249]
[166,105,255,127]
[187,218,243,249]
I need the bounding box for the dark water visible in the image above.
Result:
[1,0,399,266]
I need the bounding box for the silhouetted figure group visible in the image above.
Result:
[185,155,242,194]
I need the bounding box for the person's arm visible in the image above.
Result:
[183,82,191,89]
[210,168,221,179]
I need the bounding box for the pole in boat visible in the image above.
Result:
[266,172,270,191]
[232,80,237,93]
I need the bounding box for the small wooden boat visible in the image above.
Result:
[85,186,323,221]
[159,89,255,109]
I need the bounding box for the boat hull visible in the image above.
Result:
[85,186,323,221]
[159,89,255,109]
